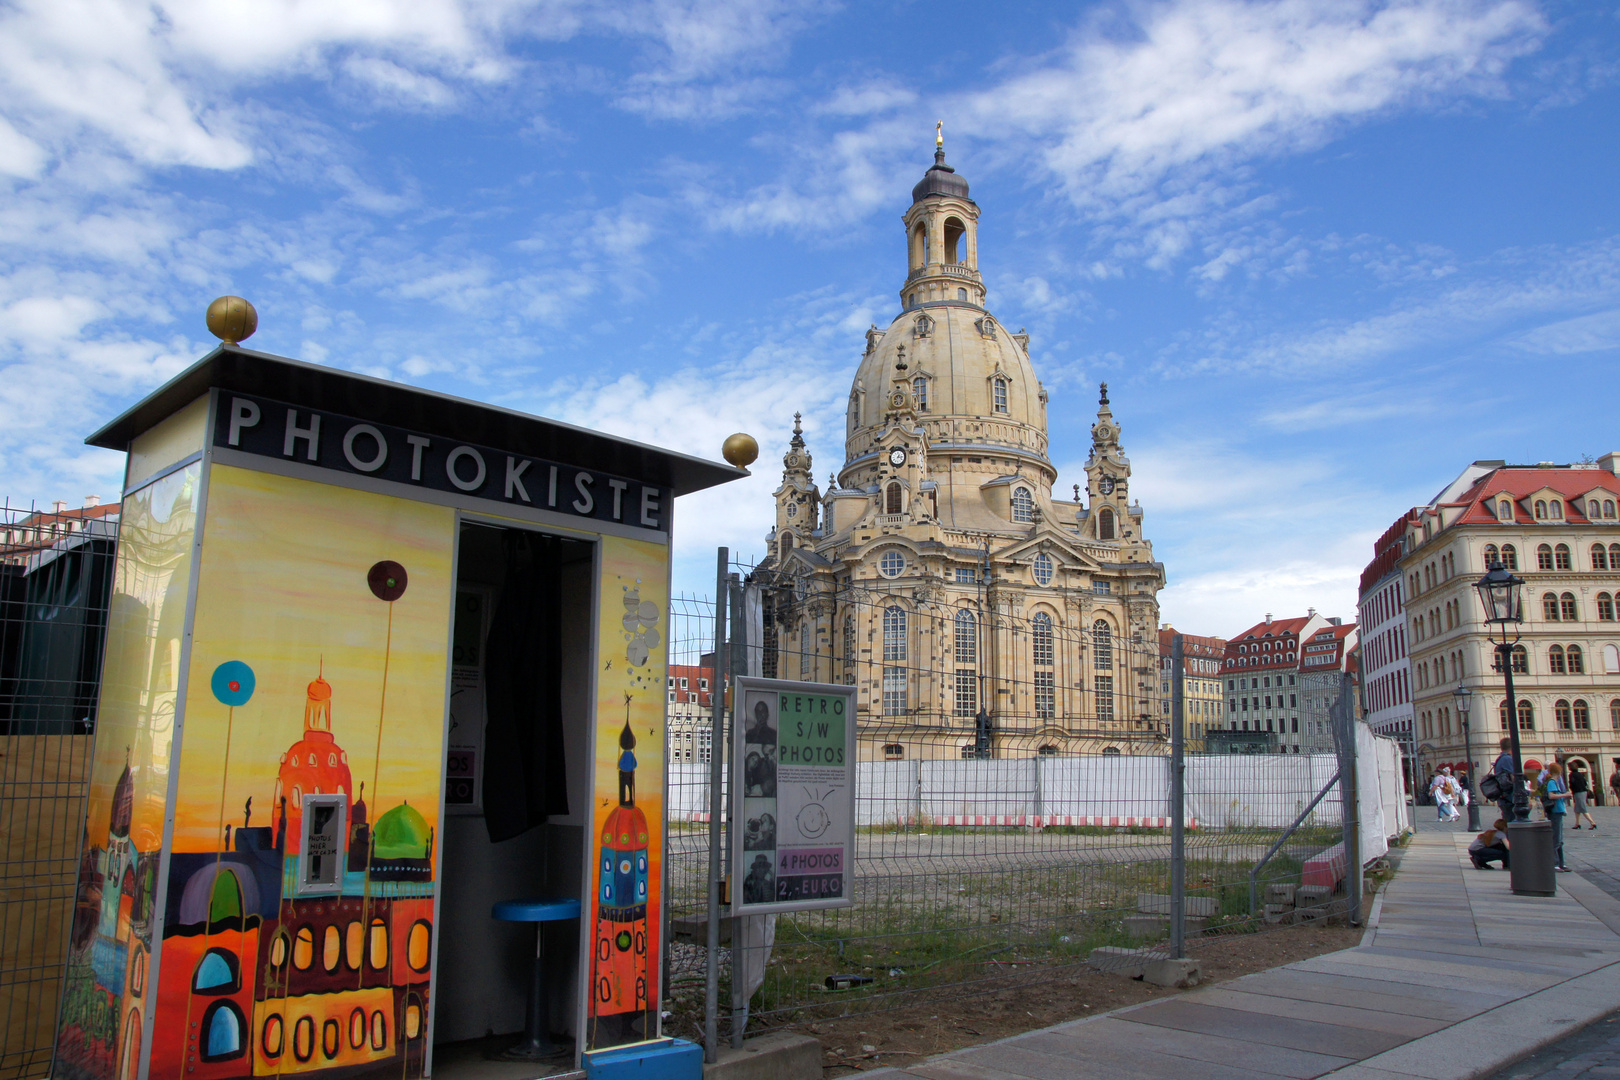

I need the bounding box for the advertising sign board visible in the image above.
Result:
[730,676,856,915]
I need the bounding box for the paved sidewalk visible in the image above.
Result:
[866,827,1620,1080]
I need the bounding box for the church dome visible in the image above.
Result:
[912,148,971,203]
[373,801,430,859]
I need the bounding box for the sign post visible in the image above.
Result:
[730,677,857,916]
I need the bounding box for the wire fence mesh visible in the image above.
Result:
[661,553,1364,1047]
[0,501,117,1080]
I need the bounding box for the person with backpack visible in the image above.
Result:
[1570,764,1597,830]
[1487,737,1517,822]
[1469,818,1511,870]
[1542,761,1573,872]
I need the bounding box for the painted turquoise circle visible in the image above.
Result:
[211,661,255,706]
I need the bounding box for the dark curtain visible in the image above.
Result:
[481,531,569,843]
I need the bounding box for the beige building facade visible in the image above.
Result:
[1402,456,1620,790]
[755,141,1166,761]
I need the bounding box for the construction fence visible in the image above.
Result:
[663,552,1410,1055]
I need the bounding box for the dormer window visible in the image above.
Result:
[993,378,1008,413]
[913,376,928,411]
[1097,507,1115,540]
[1550,499,1564,519]
[1011,487,1033,523]
[1535,500,1547,520]
[1498,499,1513,520]
[786,501,797,518]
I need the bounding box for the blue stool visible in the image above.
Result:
[493,897,582,1060]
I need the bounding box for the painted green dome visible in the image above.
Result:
[373,801,430,860]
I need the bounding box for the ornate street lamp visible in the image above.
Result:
[1475,559,1527,822]
[1453,684,1479,830]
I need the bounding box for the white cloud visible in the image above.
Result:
[0,116,47,178]
[1512,307,1620,354]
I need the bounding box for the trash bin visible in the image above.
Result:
[1508,820,1557,897]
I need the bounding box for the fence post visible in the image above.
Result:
[703,548,728,1063]
[727,574,747,1049]
[1170,634,1186,959]
[1336,673,1363,925]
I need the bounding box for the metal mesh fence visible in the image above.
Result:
[0,501,116,1079]
[661,554,1355,1046]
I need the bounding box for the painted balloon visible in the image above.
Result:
[368,560,408,601]
[211,661,256,707]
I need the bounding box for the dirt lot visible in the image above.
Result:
[761,923,1362,1075]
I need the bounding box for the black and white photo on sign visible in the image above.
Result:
[742,798,776,851]
[743,696,777,798]
[741,851,776,904]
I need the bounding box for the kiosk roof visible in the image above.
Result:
[87,344,747,497]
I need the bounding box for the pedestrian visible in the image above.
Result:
[1431,768,1455,821]
[1469,817,1511,870]
[1609,766,1620,811]
[1493,737,1517,822]
[1543,760,1573,872]
[1570,764,1597,830]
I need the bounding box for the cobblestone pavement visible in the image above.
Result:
[1483,1011,1620,1079]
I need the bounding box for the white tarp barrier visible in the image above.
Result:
[1038,756,1170,820]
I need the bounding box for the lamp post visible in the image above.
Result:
[1475,559,1528,822]
[1453,685,1479,830]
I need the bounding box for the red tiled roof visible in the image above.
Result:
[1221,616,1312,671]
[1157,628,1226,658]
[1445,467,1620,528]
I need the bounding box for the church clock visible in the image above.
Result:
[888,447,907,467]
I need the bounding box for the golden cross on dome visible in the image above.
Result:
[936,121,943,149]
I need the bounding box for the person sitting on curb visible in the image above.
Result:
[1470,818,1511,870]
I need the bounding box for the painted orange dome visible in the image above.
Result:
[307,676,332,702]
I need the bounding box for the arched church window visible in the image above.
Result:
[913,377,928,411]
[1011,487,1033,523]
[993,378,1008,413]
[957,288,967,300]
[201,1001,246,1062]
[779,534,793,560]
[944,217,965,263]
[883,606,907,662]
[1032,612,1054,666]
[954,609,976,663]
[1032,552,1054,586]
[1092,620,1113,668]
[193,949,240,994]
[785,501,797,518]
[879,550,905,578]
[1098,508,1115,541]
[885,483,903,515]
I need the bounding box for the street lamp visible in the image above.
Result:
[1453,685,1479,830]
[1475,559,1527,822]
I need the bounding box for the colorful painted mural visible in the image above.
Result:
[587,536,667,1050]
[56,463,199,1080]
[157,465,453,1079]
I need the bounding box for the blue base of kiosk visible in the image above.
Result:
[582,1039,702,1080]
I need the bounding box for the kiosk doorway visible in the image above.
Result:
[429,521,595,1079]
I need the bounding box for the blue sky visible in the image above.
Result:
[2,0,1617,635]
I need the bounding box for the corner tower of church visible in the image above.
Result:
[759,134,1165,760]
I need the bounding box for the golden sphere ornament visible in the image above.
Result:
[206,295,258,345]
[721,433,759,468]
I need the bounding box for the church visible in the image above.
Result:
[755,132,1166,761]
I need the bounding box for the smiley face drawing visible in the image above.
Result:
[796,801,830,839]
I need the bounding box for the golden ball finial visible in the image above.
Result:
[206,295,258,345]
[721,433,759,469]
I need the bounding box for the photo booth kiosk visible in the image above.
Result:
[53,320,744,1080]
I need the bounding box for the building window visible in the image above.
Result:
[886,482,903,515]
[882,668,908,715]
[800,623,811,680]
[1093,579,1111,595]
[1511,645,1529,674]
[1034,670,1055,719]
[1611,699,1620,729]
[1568,644,1585,673]
[1556,699,1573,730]
[954,609,977,663]
[1535,500,1548,520]
[1011,487,1034,523]
[913,376,928,411]
[883,743,905,760]
[1098,508,1115,540]
[955,567,976,584]
[993,377,1008,413]
[1032,552,1054,586]
[883,606,907,661]
[1551,499,1564,519]
[1032,612,1053,665]
[1484,543,1499,566]
[1093,620,1112,668]
[879,550,905,578]
[1555,543,1572,570]
[954,669,977,717]
[1519,700,1535,730]
[1497,499,1513,520]
[1574,699,1591,730]
[1562,592,1578,620]
[1550,645,1566,674]
[1095,675,1114,722]
[1594,545,1611,572]
[1599,592,1615,621]
[1538,544,1554,570]
[1501,544,1518,570]
[1544,592,1560,620]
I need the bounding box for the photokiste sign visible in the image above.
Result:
[730,676,856,916]
[214,392,667,532]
